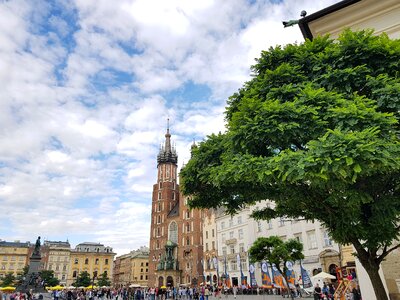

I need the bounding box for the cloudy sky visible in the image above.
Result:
[0,0,339,255]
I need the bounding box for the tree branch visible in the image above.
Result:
[377,243,400,264]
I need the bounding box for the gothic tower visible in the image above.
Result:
[148,123,204,288]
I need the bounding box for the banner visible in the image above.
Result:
[272,264,284,289]
[300,264,312,288]
[213,257,219,283]
[237,254,246,286]
[249,264,258,288]
[261,262,272,288]
[285,261,296,288]
[224,256,231,287]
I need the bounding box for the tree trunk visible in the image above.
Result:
[358,258,388,300]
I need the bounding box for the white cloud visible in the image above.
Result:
[0,0,341,255]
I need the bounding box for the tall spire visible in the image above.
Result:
[165,118,171,153]
[157,118,178,165]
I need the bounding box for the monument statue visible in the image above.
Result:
[32,236,41,257]
[16,236,45,293]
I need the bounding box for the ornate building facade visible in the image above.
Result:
[148,126,204,288]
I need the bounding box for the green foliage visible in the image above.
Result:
[181,29,400,281]
[1,273,16,287]
[96,272,111,287]
[73,271,91,287]
[249,236,304,270]
[39,270,60,287]
[15,266,29,286]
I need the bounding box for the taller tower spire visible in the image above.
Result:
[157,119,178,165]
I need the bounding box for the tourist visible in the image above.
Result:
[313,283,322,300]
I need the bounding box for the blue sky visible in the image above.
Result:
[0,0,339,255]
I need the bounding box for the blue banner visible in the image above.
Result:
[249,264,258,288]
[271,264,284,288]
[261,262,272,287]
[300,264,312,288]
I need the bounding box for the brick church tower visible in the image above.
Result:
[148,123,204,288]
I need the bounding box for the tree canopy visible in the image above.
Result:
[73,271,91,287]
[1,273,15,287]
[96,272,111,287]
[39,270,60,287]
[249,236,303,299]
[181,30,400,300]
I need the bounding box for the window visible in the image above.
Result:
[222,247,227,256]
[323,230,333,247]
[140,275,143,280]
[63,265,67,271]
[221,233,226,243]
[186,238,190,246]
[186,210,190,219]
[73,271,77,278]
[241,260,247,271]
[221,222,225,229]
[307,230,318,249]
[186,222,191,232]
[159,182,162,189]
[279,217,285,227]
[146,275,148,280]
[105,259,109,265]
[238,229,243,240]
[230,245,235,254]
[84,258,88,264]
[257,221,262,232]
[212,229,215,237]
[212,241,215,250]
[294,234,302,243]
[158,192,162,200]
[206,243,209,251]
[74,258,78,264]
[229,219,233,227]
[229,231,234,239]
[146,262,148,266]
[95,258,99,265]
[239,243,245,253]
[230,260,237,271]
[268,221,273,229]
[206,231,208,239]
[141,262,144,266]
[157,215,161,224]
[237,216,242,224]
[141,268,143,272]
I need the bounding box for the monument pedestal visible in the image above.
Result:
[17,237,46,293]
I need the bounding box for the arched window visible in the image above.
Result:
[85,258,89,264]
[168,221,178,244]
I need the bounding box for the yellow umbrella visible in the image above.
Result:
[160,286,167,289]
[0,287,16,291]
[49,285,64,290]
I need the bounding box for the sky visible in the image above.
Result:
[0,0,340,256]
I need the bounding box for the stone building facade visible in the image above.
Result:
[113,246,149,288]
[67,242,115,286]
[148,126,204,288]
[43,240,71,286]
[0,241,30,279]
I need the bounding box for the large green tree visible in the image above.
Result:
[249,236,304,299]
[1,273,15,287]
[181,30,400,300]
[96,272,111,287]
[73,271,91,287]
[39,270,60,287]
